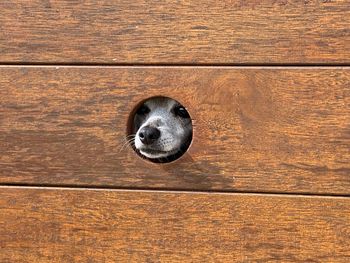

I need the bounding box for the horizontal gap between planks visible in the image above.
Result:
[0,183,349,198]
[0,62,350,68]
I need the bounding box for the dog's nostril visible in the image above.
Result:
[139,127,160,145]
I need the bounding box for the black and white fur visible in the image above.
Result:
[133,97,192,162]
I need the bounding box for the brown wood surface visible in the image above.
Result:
[1,66,349,194]
[0,186,349,262]
[0,1,349,64]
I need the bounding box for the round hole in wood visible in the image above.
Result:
[127,96,193,163]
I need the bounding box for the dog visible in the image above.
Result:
[132,97,192,162]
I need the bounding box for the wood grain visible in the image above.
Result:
[0,1,349,64]
[0,186,349,262]
[1,67,349,194]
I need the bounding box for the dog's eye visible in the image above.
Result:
[136,105,150,115]
[173,105,190,118]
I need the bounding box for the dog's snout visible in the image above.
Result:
[148,117,163,127]
[139,126,160,145]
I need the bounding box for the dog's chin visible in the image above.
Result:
[138,148,177,159]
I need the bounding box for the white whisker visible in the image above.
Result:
[118,135,135,152]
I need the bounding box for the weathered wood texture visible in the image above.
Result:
[0,187,349,262]
[1,67,349,194]
[0,1,349,64]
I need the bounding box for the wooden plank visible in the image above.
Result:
[0,1,349,64]
[0,187,349,262]
[0,67,349,194]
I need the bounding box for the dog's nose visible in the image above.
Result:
[139,126,160,145]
